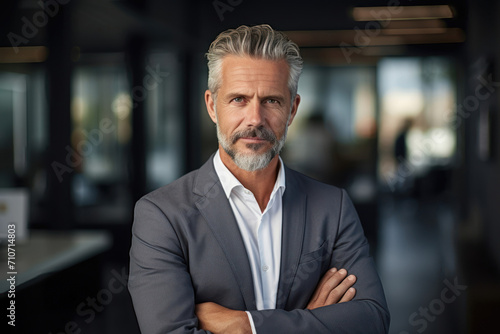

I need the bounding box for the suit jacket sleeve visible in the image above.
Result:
[248,189,390,334]
[128,197,209,334]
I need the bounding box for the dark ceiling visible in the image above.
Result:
[1,0,468,53]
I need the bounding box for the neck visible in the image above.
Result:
[219,146,280,212]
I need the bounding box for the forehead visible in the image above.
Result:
[219,55,290,94]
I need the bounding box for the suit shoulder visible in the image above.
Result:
[138,169,199,207]
[287,167,344,198]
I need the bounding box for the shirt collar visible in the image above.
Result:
[213,149,286,199]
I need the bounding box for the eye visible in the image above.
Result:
[231,97,244,103]
[266,99,279,105]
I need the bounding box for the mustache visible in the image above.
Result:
[231,126,277,144]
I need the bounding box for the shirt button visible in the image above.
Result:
[262,265,269,272]
[244,189,251,195]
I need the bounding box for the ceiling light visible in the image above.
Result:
[352,5,453,21]
[0,46,48,63]
[285,28,464,48]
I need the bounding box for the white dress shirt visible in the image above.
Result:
[213,150,285,333]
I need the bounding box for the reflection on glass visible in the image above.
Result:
[71,65,130,206]
[377,57,457,192]
[0,85,14,186]
[0,73,27,187]
[145,52,184,191]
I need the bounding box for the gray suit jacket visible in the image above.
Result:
[128,156,390,333]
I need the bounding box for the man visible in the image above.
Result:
[128,24,390,334]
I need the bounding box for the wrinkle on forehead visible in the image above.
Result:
[219,56,290,98]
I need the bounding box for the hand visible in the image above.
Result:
[306,268,357,310]
[195,302,251,334]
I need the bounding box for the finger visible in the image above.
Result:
[315,269,349,305]
[338,287,356,303]
[307,269,350,309]
[309,267,337,303]
[321,269,348,293]
[325,274,357,305]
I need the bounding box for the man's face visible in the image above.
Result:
[205,55,300,171]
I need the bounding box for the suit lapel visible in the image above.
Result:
[276,167,307,309]
[193,157,257,310]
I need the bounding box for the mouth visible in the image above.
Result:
[239,136,267,143]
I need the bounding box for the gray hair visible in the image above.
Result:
[206,24,303,100]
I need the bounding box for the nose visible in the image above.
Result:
[245,101,265,127]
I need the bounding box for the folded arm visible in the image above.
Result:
[197,252,388,334]
[196,267,358,334]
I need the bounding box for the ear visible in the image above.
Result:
[288,94,301,126]
[205,90,217,124]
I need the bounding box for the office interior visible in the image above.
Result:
[0,0,499,333]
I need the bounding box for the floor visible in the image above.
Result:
[376,195,467,334]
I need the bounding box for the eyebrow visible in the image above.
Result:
[224,92,287,102]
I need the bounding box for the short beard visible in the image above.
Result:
[216,116,289,172]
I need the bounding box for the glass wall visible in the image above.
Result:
[0,47,189,228]
[0,67,48,225]
[71,62,131,207]
[0,73,22,187]
[377,57,457,194]
[69,51,186,220]
[145,52,184,191]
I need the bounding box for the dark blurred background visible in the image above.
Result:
[0,0,498,333]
